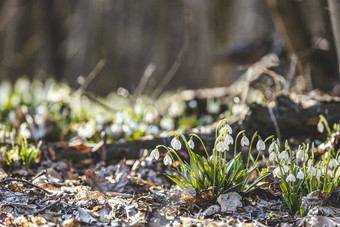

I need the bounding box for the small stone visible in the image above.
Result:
[199,205,220,217]
[217,192,242,212]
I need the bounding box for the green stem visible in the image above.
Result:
[190,133,209,158]
[246,131,257,169]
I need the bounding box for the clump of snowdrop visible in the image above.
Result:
[268,115,340,216]
[149,119,272,195]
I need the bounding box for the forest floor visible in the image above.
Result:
[1,75,340,226]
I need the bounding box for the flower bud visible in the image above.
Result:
[297,170,304,179]
[171,137,182,150]
[188,139,195,150]
[329,159,339,168]
[286,174,296,182]
[240,135,249,146]
[150,148,160,160]
[256,139,265,151]
[163,155,172,165]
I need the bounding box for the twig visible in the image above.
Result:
[241,66,253,105]
[151,1,191,98]
[0,178,52,194]
[32,199,61,215]
[133,63,156,100]
[83,92,119,111]
[80,59,106,91]
[283,54,297,93]
[267,106,281,141]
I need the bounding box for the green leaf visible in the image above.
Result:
[246,172,270,192]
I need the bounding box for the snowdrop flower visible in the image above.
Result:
[216,141,226,152]
[297,170,304,179]
[148,125,159,135]
[188,100,198,109]
[150,148,160,160]
[283,165,290,173]
[160,117,174,130]
[268,142,278,153]
[307,159,313,167]
[188,139,195,150]
[317,121,324,133]
[171,137,181,150]
[316,169,321,180]
[226,124,232,134]
[20,127,32,139]
[329,159,339,168]
[207,101,220,114]
[96,114,106,125]
[308,166,316,176]
[77,122,95,138]
[225,134,234,146]
[144,111,156,123]
[286,174,296,182]
[115,111,124,124]
[279,150,289,161]
[256,139,265,151]
[169,102,186,117]
[240,135,249,146]
[273,167,281,178]
[223,141,230,151]
[163,155,172,165]
[269,152,275,162]
[296,149,304,160]
[219,125,227,135]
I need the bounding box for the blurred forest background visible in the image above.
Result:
[0,0,340,96]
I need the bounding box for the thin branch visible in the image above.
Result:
[32,199,61,215]
[0,178,52,195]
[283,54,297,93]
[267,106,281,142]
[80,59,106,91]
[151,1,191,98]
[132,63,156,100]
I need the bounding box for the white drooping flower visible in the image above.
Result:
[171,137,182,150]
[297,170,304,179]
[223,141,230,151]
[307,159,313,167]
[240,135,249,146]
[225,134,234,146]
[338,155,340,163]
[279,150,289,161]
[296,149,304,160]
[268,142,278,153]
[207,101,220,114]
[329,159,339,168]
[308,166,316,176]
[219,125,227,135]
[316,169,321,180]
[216,141,226,152]
[286,174,296,182]
[273,167,281,178]
[188,139,195,150]
[226,124,232,134]
[283,165,290,173]
[269,152,275,162]
[20,127,32,139]
[256,139,265,151]
[317,121,324,133]
[150,148,160,160]
[163,155,172,165]
[160,117,174,130]
[148,125,159,135]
